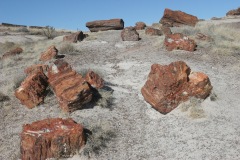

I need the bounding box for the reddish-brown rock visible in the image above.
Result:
[24,64,49,75]
[48,59,92,112]
[141,61,212,114]
[135,22,146,30]
[161,26,172,35]
[164,33,196,52]
[121,27,139,41]
[226,7,240,16]
[39,45,58,61]
[86,19,124,32]
[85,70,104,89]
[145,27,162,36]
[188,72,213,99]
[1,47,23,59]
[160,8,198,27]
[63,31,84,43]
[15,71,48,109]
[21,118,85,160]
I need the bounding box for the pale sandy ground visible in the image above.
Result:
[0,18,240,160]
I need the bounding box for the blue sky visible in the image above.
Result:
[0,1,239,31]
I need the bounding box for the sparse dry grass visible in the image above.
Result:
[82,123,116,158]
[171,21,240,55]
[59,43,76,54]
[181,97,205,119]
[0,92,10,102]
[0,41,20,55]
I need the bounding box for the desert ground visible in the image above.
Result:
[0,17,240,160]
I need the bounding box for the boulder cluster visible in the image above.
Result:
[15,46,104,112]
[11,8,216,160]
[15,45,104,159]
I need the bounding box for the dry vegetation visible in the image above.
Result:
[171,21,240,55]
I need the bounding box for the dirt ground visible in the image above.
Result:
[0,19,240,160]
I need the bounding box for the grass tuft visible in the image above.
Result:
[83,124,116,158]
[181,97,205,119]
[59,43,76,54]
[0,92,10,102]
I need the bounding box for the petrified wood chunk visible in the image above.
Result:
[63,31,84,43]
[85,70,104,89]
[15,71,48,109]
[48,59,92,112]
[121,27,139,41]
[24,64,49,75]
[135,21,146,30]
[86,19,124,32]
[160,8,198,27]
[39,45,58,61]
[145,27,162,36]
[164,33,196,52]
[141,61,212,114]
[1,47,23,59]
[21,118,85,160]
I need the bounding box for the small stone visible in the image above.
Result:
[121,27,139,41]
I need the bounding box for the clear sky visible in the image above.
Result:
[0,1,239,31]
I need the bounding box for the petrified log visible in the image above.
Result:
[21,118,85,160]
[24,64,49,75]
[160,8,198,27]
[39,45,58,61]
[15,71,48,108]
[86,19,124,32]
[48,59,92,112]
[63,31,84,43]
[141,61,212,114]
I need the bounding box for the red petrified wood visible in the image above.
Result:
[1,47,23,59]
[145,27,163,36]
[21,118,85,160]
[39,45,58,61]
[48,59,92,112]
[135,22,146,30]
[86,19,124,32]
[85,70,104,89]
[160,8,198,27]
[121,27,139,41]
[141,61,212,114]
[164,33,196,52]
[15,71,48,109]
[63,31,84,43]
[226,7,240,16]
[24,64,49,75]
